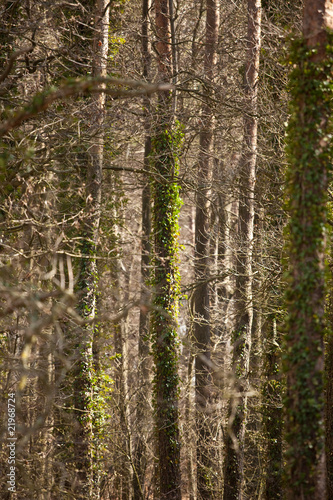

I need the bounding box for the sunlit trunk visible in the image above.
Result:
[223,1,261,498]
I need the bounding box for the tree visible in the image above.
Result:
[150,1,182,498]
[192,0,219,497]
[133,1,152,498]
[284,1,333,497]
[262,317,283,499]
[223,1,262,498]
[72,0,110,497]
[327,265,333,498]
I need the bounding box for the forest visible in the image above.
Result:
[0,0,333,499]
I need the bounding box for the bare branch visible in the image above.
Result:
[0,46,34,84]
[0,76,174,137]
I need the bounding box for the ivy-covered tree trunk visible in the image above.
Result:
[223,1,261,499]
[284,1,333,498]
[151,1,182,498]
[193,1,219,498]
[72,1,109,497]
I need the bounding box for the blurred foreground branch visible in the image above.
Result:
[0,76,173,137]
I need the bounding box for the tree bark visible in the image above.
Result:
[262,317,282,500]
[193,1,219,498]
[73,1,109,497]
[151,1,182,498]
[327,304,333,498]
[133,2,152,498]
[284,1,333,498]
[223,1,261,499]
[113,257,133,500]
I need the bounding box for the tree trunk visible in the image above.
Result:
[284,1,333,498]
[133,2,152,497]
[113,257,133,500]
[262,317,282,500]
[327,302,333,498]
[193,1,219,498]
[72,1,109,497]
[151,1,182,498]
[223,1,261,499]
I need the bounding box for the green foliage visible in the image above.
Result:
[90,368,114,462]
[150,121,184,304]
[283,32,333,492]
[108,35,126,62]
[150,119,183,468]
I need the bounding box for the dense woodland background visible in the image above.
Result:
[0,0,333,498]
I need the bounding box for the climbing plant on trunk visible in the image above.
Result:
[72,0,109,497]
[284,1,333,498]
[150,1,182,498]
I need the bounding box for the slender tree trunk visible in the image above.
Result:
[133,149,151,500]
[262,317,282,500]
[193,1,219,498]
[284,1,333,498]
[168,0,178,115]
[72,1,109,497]
[151,1,182,498]
[113,257,133,500]
[245,208,265,498]
[327,303,333,498]
[133,2,152,497]
[37,338,55,499]
[328,224,333,497]
[185,353,195,500]
[223,1,261,499]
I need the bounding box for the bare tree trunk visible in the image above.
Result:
[262,316,282,500]
[193,1,219,498]
[284,1,333,498]
[73,1,109,497]
[37,339,55,499]
[113,258,133,500]
[185,353,195,500]
[245,208,265,498]
[133,2,152,497]
[327,298,333,498]
[223,1,261,499]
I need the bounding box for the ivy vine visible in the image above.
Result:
[150,120,183,467]
[283,32,333,494]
